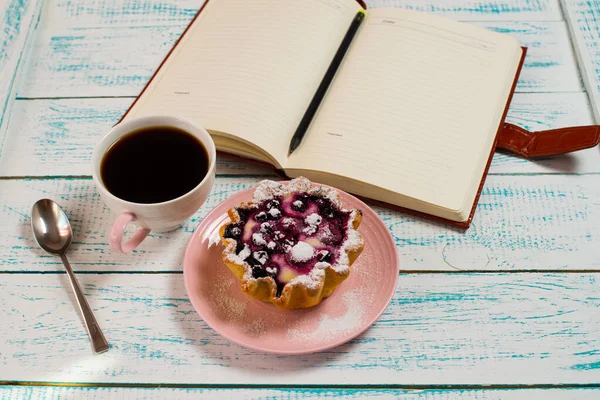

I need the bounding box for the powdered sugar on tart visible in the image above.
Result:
[220,177,365,310]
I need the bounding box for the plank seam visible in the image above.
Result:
[0,174,279,180]
[557,0,598,124]
[2,270,600,274]
[15,96,137,100]
[560,0,600,123]
[2,173,600,181]
[13,90,588,101]
[1,382,599,389]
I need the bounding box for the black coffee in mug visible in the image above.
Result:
[100,126,209,204]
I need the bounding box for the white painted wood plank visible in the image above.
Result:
[44,0,204,28]
[476,21,583,92]
[0,273,598,384]
[1,387,599,400]
[0,98,273,177]
[1,175,600,272]
[43,0,562,29]
[366,0,563,21]
[562,0,600,122]
[1,93,595,177]
[17,25,184,99]
[0,0,43,138]
[16,21,579,98]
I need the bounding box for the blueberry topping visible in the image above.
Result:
[266,199,280,209]
[265,265,278,275]
[265,241,279,254]
[317,250,332,262]
[260,222,273,233]
[235,241,245,255]
[252,232,267,247]
[251,263,278,280]
[227,191,355,293]
[223,224,242,239]
[246,255,262,267]
[251,266,270,278]
[236,207,254,222]
[281,218,298,232]
[319,222,343,245]
[267,208,281,220]
[252,250,269,265]
[292,199,306,212]
[321,207,336,219]
[255,211,268,222]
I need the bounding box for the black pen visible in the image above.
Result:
[288,10,366,156]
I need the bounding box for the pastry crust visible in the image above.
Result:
[219,177,365,310]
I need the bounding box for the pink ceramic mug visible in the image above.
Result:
[91,115,216,253]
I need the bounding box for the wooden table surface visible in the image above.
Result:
[1,0,599,398]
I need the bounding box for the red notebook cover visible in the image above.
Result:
[119,0,600,229]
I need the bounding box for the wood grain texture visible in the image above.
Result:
[2,175,600,272]
[1,92,595,177]
[366,0,562,21]
[16,21,580,98]
[43,0,562,29]
[0,98,273,177]
[1,0,599,393]
[0,273,598,384]
[44,0,204,28]
[562,0,600,122]
[0,0,42,136]
[1,387,599,399]
[17,25,184,99]
[474,21,583,92]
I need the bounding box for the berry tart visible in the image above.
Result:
[219,177,365,310]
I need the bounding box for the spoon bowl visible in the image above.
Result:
[31,199,73,254]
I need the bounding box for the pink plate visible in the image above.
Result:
[183,184,399,354]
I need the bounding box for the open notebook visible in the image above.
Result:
[120,0,600,228]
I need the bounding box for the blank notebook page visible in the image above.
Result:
[125,0,361,165]
[289,8,522,216]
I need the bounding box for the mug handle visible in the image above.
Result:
[110,212,151,254]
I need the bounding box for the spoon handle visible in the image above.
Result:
[60,254,110,354]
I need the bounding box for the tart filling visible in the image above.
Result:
[220,177,364,309]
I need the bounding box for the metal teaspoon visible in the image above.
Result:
[31,199,109,354]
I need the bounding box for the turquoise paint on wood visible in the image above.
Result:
[43,0,562,28]
[368,0,562,19]
[1,0,600,395]
[562,0,600,121]
[1,176,600,272]
[16,21,581,98]
[1,387,600,399]
[0,0,42,138]
[0,273,599,384]
[1,92,595,177]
